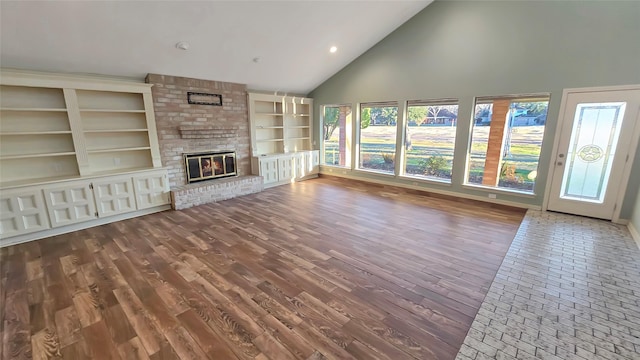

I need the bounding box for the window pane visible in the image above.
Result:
[404,102,458,182]
[322,105,351,168]
[359,103,398,174]
[560,102,626,203]
[467,96,549,193]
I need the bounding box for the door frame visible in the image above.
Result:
[542,84,640,223]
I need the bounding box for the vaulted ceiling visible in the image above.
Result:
[0,1,432,94]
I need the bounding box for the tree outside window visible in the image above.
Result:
[404,100,458,182]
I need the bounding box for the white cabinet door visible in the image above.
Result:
[310,150,320,174]
[0,189,49,238]
[294,153,309,179]
[278,156,294,182]
[43,183,97,228]
[294,151,319,179]
[132,172,169,209]
[92,177,136,217]
[259,157,279,185]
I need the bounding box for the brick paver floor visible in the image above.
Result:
[456,210,640,360]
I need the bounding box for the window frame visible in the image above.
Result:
[356,101,400,175]
[320,103,353,169]
[400,98,460,184]
[464,93,551,195]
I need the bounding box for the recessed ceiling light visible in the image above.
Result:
[329,46,337,53]
[175,41,190,50]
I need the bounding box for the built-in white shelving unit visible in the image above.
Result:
[248,92,318,187]
[0,70,169,246]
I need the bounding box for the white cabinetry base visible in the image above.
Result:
[0,168,170,247]
[0,205,170,248]
[252,150,319,188]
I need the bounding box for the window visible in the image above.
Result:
[322,105,352,168]
[404,99,458,182]
[358,102,398,174]
[467,95,549,193]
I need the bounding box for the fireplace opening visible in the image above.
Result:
[184,150,237,184]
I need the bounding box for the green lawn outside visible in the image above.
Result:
[323,125,545,191]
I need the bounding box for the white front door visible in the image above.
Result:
[547,86,640,220]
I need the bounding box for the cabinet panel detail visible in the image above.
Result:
[43,183,97,227]
[259,158,279,185]
[93,178,136,217]
[132,173,169,209]
[0,190,49,238]
[278,157,293,182]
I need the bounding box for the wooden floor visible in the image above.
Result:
[1,176,525,360]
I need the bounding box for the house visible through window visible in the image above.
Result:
[358,102,398,174]
[322,105,352,168]
[404,99,458,182]
[467,95,549,193]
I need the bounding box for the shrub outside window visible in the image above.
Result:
[467,95,549,193]
[358,102,398,174]
[404,99,458,182]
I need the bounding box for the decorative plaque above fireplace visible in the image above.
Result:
[184,150,237,184]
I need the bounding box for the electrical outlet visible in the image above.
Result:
[488,193,497,199]
[412,182,418,186]
[328,168,333,173]
[52,163,62,173]
[113,157,121,166]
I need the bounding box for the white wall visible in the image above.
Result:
[629,189,640,248]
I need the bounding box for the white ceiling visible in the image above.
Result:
[0,1,432,94]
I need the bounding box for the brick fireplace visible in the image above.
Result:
[146,74,262,209]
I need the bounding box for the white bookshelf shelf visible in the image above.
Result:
[0,131,72,135]
[289,137,311,140]
[87,146,151,154]
[0,151,76,160]
[0,108,67,112]
[0,71,169,245]
[0,70,162,185]
[248,93,313,157]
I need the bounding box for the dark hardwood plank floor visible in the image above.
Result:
[1,176,525,360]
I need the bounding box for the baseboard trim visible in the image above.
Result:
[319,172,541,210]
[263,174,319,189]
[628,222,640,250]
[0,205,171,248]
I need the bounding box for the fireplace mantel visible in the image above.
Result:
[178,125,239,139]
